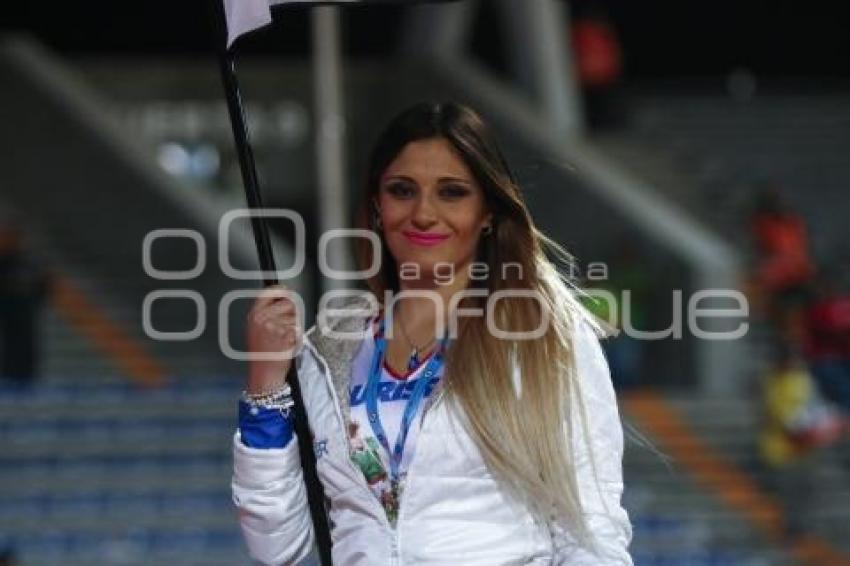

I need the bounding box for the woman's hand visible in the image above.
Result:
[245,284,302,394]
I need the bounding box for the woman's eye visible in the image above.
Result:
[440,184,471,199]
[385,182,415,198]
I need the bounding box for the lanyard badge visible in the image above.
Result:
[364,314,449,484]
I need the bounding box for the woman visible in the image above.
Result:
[234,102,632,564]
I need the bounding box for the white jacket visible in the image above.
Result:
[232,298,633,565]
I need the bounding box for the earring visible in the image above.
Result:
[481,224,493,236]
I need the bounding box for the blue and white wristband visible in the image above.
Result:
[238,384,295,449]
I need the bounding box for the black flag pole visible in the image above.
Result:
[209,2,334,565]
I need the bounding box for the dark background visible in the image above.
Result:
[4,0,849,78]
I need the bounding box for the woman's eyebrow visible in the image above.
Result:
[438,176,473,185]
[380,174,472,185]
[380,175,415,184]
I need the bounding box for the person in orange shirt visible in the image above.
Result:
[571,1,625,129]
[748,188,816,341]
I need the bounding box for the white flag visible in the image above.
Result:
[224,0,362,48]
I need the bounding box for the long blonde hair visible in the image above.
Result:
[355,102,597,538]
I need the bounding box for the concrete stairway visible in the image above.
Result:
[622,406,792,565]
[659,395,850,555]
[0,47,254,384]
[590,88,850,264]
[0,376,248,565]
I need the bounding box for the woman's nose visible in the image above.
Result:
[411,194,438,227]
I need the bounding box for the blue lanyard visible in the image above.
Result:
[365,314,448,483]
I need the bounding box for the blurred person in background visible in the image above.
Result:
[579,242,650,391]
[758,341,844,536]
[0,546,16,566]
[232,102,633,564]
[570,0,626,130]
[746,187,815,343]
[0,212,52,386]
[802,271,850,414]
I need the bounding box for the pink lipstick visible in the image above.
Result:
[403,230,450,246]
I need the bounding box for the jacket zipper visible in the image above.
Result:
[393,386,443,564]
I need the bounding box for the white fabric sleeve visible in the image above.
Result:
[551,318,633,565]
[231,350,314,565]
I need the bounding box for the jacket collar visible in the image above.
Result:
[305,293,375,426]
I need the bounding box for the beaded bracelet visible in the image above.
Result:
[241,382,295,411]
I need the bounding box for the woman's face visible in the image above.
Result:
[376,137,492,283]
